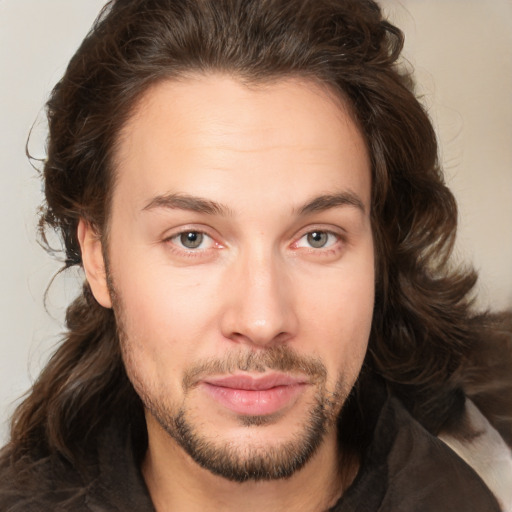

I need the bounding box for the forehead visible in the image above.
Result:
[112,74,371,212]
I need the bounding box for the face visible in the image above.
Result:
[83,74,374,481]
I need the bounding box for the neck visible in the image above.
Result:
[142,417,358,512]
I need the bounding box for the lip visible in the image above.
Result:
[201,373,309,416]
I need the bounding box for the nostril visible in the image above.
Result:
[225,330,293,348]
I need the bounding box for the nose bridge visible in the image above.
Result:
[221,241,296,346]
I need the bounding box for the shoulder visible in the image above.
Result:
[335,389,503,511]
[439,398,512,512]
[380,396,501,511]
[0,451,90,511]
[0,421,153,512]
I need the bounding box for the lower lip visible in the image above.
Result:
[201,382,307,416]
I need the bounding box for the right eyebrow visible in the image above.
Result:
[142,193,232,216]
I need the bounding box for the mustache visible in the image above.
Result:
[182,345,327,392]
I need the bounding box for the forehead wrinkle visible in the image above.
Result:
[188,142,332,155]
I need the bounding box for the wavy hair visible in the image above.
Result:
[3,0,509,469]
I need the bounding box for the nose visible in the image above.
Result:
[219,248,298,348]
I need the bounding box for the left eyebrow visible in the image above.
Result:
[296,192,366,216]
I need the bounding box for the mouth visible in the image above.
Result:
[201,373,309,417]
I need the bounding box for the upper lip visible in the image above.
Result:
[203,373,309,391]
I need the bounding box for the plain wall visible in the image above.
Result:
[1,0,511,443]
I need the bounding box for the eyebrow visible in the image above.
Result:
[142,190,365,217]
[142,193,232,216]
[296,192,366,216]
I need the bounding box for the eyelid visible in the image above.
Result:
[170,231,214,250]
[291,226,346,251]
[163,225,223,254]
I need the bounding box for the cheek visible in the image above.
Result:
[112,259,222,380]
[297,254,374,384]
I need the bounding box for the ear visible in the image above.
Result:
[77,219,112,309]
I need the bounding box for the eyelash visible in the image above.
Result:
[164,229,219,258]
[163,227,345,257]
[294,230,342,251]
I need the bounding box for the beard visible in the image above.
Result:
[125,344,350,483]
[140,348,348,482]
[109,280,350,483]
[169,391,329,482]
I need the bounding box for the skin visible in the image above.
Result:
[78,74,375,512]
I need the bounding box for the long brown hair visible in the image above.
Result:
[3,0,510,469]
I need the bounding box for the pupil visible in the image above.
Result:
[181,232,203,248]
[307,231,327,248]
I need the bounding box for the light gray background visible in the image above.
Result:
[1,0,511,443]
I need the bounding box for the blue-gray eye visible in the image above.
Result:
[306,231,329,248]
[180,231,204,249]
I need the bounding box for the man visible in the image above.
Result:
[1,0,511,510]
